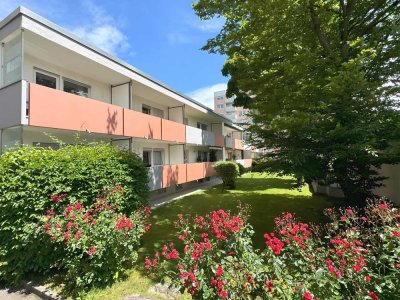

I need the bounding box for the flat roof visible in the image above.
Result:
[0,6,243,131]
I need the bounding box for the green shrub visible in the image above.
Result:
[236,162,246,176]
[0,144,149,283]
[214,161,239,191]
[42,191,151,296]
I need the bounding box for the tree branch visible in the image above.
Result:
[308,1,331,54]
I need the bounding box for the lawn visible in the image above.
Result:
[84,173,343,300]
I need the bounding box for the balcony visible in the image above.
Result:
[0,81,28,128]
[162,119,186,143]
[215,134,225,147]
[225,135,233,148]
[124,109,162,140]
[185,125,217,147]
[148,162,216,190]
[29,83,124,135]
[236,159,252,169]
[234,138,244,150]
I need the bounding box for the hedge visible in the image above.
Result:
[214,161,239,191]
[0,144,149,283]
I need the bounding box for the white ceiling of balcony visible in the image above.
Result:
[24,30,129,86]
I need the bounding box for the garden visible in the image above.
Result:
[0,147,399,299]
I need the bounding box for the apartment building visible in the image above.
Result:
[214,90,250,125]
[0,7,253,194]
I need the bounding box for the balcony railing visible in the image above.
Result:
[185,125,224,147]
[124,109,162,140]
[148,162,218,190]
[29,83,124,135]
[234,138,244,150]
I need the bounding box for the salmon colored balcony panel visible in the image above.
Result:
[215,134,225,147]
[204,162,216,177]
[29,83,123,135]
[124,109,162,140]
[162,164,187,188]
[243,159,252,168]
[187,163,205,182]
[162,119,185,143]
[234,139,244,150]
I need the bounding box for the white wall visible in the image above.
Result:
[186,116,211,130]
[131,139,169,165]
[132,95,167,118]
[112,83,130,108]
[374,164,400,204]
[169,106,184,123]
[24,54,111,104]
[170,145,184,164]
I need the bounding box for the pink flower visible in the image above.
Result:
[365,275,371,282]
[354,265,362,272]
[264,280,273,292]
[86,246,96,255]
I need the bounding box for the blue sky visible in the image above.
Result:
[0,0,228,108]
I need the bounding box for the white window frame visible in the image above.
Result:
[33,68,60,89]
[62,77,91,98]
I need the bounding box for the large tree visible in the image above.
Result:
[193,0,400,202]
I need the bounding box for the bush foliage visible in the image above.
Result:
[236,162,246,176]
[147,199,400,299]
[213,161,239,190]
[0,144,149,283]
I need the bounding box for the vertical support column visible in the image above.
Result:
[222,122,226,161]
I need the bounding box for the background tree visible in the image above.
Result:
[193,0,400,202]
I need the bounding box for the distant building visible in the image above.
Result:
[214,90,251,125]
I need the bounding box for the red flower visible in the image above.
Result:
[354,265,362,272]
[219,290,227,299]
[368,291,379,300]
[365,275,371,282]
[265,280,273,292]
[391,231,400,237]
[304,291,314,300]
[216,265,223,277]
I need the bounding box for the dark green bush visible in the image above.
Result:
[214,161,239,191]
[236,162,246,176]
[0,144,149,283]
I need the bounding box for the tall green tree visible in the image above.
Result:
[193,0,400,202]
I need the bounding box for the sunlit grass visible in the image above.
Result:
[84,173,341,299]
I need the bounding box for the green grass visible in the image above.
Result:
[84,173,342,300]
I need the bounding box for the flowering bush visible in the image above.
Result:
[146,199,400,299]
[41,188,151,295]
[0,144,148,283]
[145,205,267,299]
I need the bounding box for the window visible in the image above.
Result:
[142,105,151,115]
[216,104,224,109]
[197,151,208,162]
[35,70,59,89]
[216,96,224,101]
[143,149,164,166]
[197,122,208,131]
[63,78,90,97]
[2,34,22,87]
[153,150,164,165]
[143,150,151,167]
[239,110,247,116]
[184,149,189,163]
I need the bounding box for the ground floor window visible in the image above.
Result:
[143,149,165,167]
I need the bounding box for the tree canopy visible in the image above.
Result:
[193,0,400,201]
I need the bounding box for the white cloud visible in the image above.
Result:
[71,0,130,56]
[196,18,224,33]
[167,32,192,45]
[187,83,227,109]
